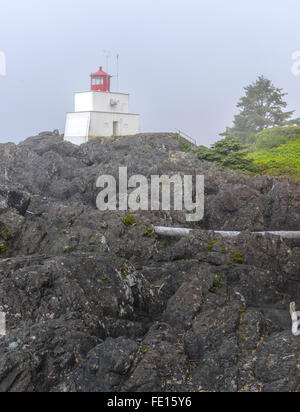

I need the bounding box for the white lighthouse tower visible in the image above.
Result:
[64,66,140,145]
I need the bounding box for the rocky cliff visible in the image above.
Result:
[0,131,299,392]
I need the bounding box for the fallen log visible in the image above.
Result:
[154,227,192,237]
[153,226,300,239]
[290,302,300,337]
[0,255,53,264]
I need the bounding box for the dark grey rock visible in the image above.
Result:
[0,131,299,392]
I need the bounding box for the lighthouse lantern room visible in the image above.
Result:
[90,66,111,92]
[64,65,140,145]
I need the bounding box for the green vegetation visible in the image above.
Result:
[247,139,300,179]
[197,76,300,179]
[0,229,13,241]
[207,240,218,252]
[122,214,137,226]
[198,126,300,180]
[227,76,300,143]
[0,228,12,255]
[143,226,154,237]
[231,251,244,264]
[247,126,300,149]
[245,127,300,179]
[5,231,13,240]
[180,142,193,153]
[209,275,223,293]
[213,276,222,289]
[120,263,128,279]
[197,135,258,173]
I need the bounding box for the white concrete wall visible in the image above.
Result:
[64,111,140,144]
[75,92,130,114]
[65,90,140,145]
[74,93,94,112]
[89,112,140,138]
[64,112,90,145]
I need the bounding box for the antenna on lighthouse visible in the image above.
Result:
[103,50,111,72]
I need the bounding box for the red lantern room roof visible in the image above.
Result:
[90,66,111,78]
[90,66,112,92]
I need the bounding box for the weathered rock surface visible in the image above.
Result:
[0,131,299,392]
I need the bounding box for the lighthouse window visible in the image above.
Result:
[95,78,104,85]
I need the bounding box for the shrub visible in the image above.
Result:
[213,276,222,288]
[201,126,300,179]
[180,143,192,153]
[248,126,300,150]
[231,251,244,264]
[120,264,128,279]
[246,138,300,179]
[122,214,137,226]
[197,136,258,172]
[143,227,154,237]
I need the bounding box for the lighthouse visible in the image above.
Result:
[64,66,140,145]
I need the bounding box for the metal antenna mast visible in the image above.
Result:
[103,50,111,72]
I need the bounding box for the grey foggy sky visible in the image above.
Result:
[0,0,299,145]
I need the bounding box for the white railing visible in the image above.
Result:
[175,129,197,147]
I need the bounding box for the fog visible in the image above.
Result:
[0,0,299,145]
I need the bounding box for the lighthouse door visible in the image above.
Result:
[113,121,119,136]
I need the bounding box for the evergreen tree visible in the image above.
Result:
[229,76,298,142]
[197,134,258,172]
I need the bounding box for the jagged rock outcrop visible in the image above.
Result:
[0,131,299,392]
